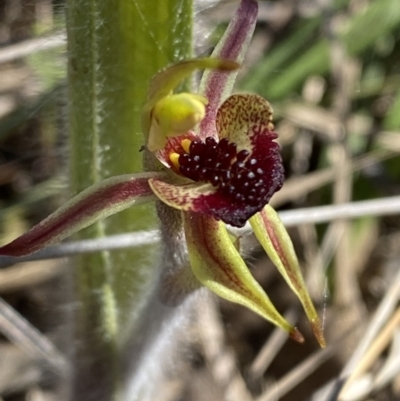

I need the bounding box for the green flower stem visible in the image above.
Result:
[66,0,192,399]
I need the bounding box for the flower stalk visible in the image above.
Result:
[66,0,192,399]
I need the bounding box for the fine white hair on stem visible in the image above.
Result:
[0,296,69,374]
[1,195,399,267]
[124,291,202,401]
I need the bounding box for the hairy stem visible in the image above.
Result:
[66,0,192,399]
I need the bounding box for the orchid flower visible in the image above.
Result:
[0,0,325,347]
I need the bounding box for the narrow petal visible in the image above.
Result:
[250,206,326,347]
[198,0,258,139]
[0,173,161,257]
[149,178,216,210]
[183,211,304,343]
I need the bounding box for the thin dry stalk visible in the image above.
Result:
[255,325,356,401]
[339,307,400,400]
[312,268,400,401]
[0,33,66,64]
[0,260,63,293]
[0,297,68,374]
[271,149,395,207]
[248,307,299,381]
[372,329,400,392]
[197,295,253,401]
[2,195,400,267]
[323,1,360,309]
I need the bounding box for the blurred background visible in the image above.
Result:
[1,0,400,400]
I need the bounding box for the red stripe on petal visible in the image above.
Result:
[185,212,256,295]
[183,212,302,338]
[198,0,258,139]
[0,174,157,256]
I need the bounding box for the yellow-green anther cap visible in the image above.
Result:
[141,57,239,151]
[148,93,208,152]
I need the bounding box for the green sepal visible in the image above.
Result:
[250,206,326,347]
[183,211,304,343]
